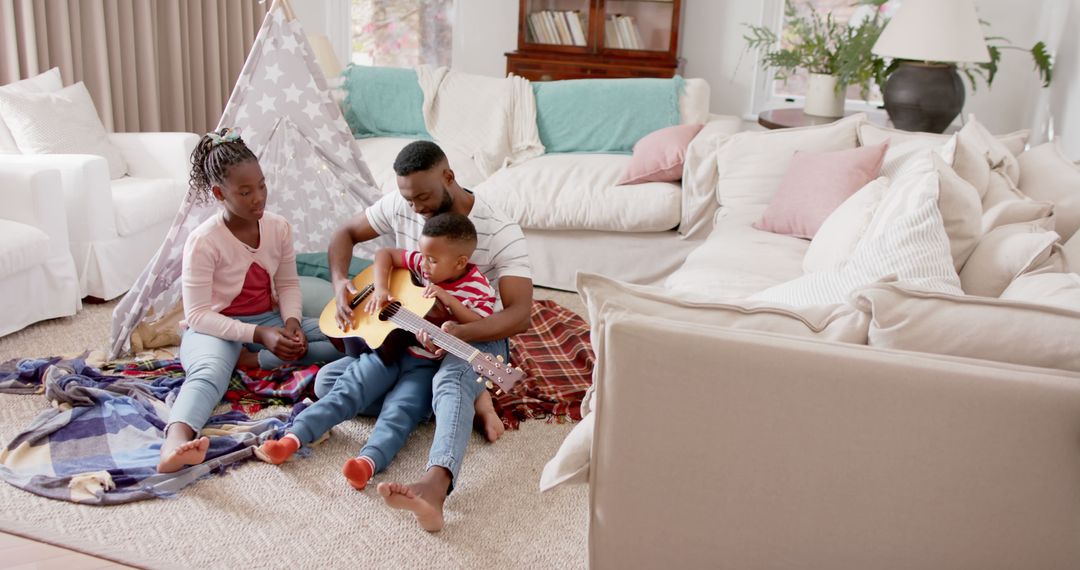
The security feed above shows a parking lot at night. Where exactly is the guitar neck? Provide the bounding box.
[385,309,478,362]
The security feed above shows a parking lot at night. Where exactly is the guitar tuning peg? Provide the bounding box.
[496,355,504,363]
[495,389,503,396]
[475,377,484,384]
[485,380,494,390]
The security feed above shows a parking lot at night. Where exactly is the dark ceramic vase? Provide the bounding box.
[882,62,965,133]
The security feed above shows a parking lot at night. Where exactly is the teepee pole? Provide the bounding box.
[271,0,297,21]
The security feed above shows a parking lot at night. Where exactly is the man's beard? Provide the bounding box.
[435,186,453,215]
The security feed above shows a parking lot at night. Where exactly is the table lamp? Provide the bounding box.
[872,0,990,133]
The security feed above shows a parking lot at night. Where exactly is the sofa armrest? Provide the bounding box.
[108,132,199,182]
[0,166,68,258]
[591,315,1080,569]
[678,116,741,240]
[0,154,115,243]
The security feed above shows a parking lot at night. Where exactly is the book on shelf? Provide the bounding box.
[528,10,587,46]
[605,14,644,50]
[566,10,587,46]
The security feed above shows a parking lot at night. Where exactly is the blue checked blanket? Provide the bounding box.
[0,357,299,505]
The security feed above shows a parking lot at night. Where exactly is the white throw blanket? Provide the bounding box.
[415,65,545,178]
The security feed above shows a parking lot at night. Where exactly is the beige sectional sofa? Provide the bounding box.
[541,113,1080,568]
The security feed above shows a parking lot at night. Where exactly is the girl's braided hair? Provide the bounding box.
[188,128,257,205]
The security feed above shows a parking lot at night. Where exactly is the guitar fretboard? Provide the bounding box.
[382,304,479,363]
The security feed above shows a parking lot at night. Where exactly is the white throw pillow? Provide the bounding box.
[803,176,889,273]
[751,159,963,307]
[715,113,863,210]
[1017,141,1080,241]
[953,117,1024,208]
[959,220,1060,297]
[0,67,63,153]
[981,198,1055,234]
[858,121,1029,159]
[853,282,1080,373]
[0,81,127,178]
[1000,272,1080,310]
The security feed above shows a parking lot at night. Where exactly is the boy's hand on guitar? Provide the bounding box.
[416,329,447,358]
[258,326,305,361]
[334,280,359,330]
[423,283,450,303]
[365,287,395,316]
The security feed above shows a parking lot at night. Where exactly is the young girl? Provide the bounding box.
[157,128,342,473]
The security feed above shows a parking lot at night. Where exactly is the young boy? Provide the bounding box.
[257,212,502,490]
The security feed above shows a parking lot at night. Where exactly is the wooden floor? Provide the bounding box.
[0,531,137,569]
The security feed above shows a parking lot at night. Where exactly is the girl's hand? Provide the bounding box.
[259,327,305,362]
[334,280,359,331]
[365,287,395,315]
[284,318,308,356]
[423,284,449,303]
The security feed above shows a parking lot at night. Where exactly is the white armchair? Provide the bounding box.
[0,165,80,336]
[0,132,199,300]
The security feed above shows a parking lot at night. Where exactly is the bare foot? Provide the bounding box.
[473,391,505,443]
[377,481,445,532]
[157,437,209,473]
[236,348,260,370]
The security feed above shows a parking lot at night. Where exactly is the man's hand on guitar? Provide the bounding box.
[416,329,447,358]
[365,286,395,316]
[255,326,305,362]
[334,280,359,331]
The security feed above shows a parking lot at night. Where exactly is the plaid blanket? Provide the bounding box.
[0,358,291,504]
[497,300,595,429]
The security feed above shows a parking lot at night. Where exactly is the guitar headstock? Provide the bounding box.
[470,352,526,395]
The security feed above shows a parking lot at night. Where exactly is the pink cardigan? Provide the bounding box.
[181,211,303,343]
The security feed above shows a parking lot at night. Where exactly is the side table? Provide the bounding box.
[758,108,888,130]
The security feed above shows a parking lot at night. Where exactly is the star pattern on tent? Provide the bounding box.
[264,63,284,84]
[284,83,303,103]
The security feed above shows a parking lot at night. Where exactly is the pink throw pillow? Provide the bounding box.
[754,142,888,239]
[618,123,705,185]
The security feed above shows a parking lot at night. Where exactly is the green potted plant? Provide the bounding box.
[743,0,889,117]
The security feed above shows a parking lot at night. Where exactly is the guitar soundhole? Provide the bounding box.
[378,301,402,322]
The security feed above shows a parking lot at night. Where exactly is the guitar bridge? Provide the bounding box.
[349,284,375,310]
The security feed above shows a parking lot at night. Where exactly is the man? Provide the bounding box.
[323,140,532,532]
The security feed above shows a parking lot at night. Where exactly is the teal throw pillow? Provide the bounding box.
[295,252,372,283]
[533,76,684,154]
[341,64,431,139]
[299,275,334,318]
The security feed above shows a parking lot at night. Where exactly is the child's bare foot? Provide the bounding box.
[342,456,375,490]
[157,437,209,473]
[473,390,505,443]
[256,434,300,464]
[377,480,446,532]
[236,348,260,370]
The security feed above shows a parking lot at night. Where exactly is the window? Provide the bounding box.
[753,0,901,112]
[350,0,454,67]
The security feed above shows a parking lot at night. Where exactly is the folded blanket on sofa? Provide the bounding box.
[416,65,545,177]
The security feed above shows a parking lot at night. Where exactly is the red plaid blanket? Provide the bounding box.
[496,300,595,429]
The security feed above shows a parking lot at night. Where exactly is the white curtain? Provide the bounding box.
[0,0,268,133]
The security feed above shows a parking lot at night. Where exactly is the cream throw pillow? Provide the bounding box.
[981,198,1055,233]
[853,282,1080,373]
[959,220,1060,297]
[1000,272,1080,310]
[1017,141,1080,241]
[715,113,863,210]
[0,67,63,153]
[0,81,127,178]
[803,176,889,273]
[752,156,964,307]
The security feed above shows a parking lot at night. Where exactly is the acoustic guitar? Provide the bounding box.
[318,265,525,394]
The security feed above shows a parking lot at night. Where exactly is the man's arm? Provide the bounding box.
[448,276,532,342]
[330,212,381,329]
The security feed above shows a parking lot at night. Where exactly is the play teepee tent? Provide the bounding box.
[108,0,383,358]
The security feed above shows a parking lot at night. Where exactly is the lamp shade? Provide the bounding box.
[872,0,990,63]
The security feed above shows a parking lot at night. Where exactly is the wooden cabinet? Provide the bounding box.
[506,0,683,81]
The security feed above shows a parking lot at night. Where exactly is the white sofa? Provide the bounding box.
[0,165,80,336]
[350,75,742,291]
[543,114,1080,567]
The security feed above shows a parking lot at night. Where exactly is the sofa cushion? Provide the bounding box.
[533,77,682,154]
[0,219,49,278]
[355,136,485,194]
[474,153,680,232]
[715,113,863,210]
[0,67,63,153]
[981,198,1055,233]
[754,142,887,240]
[111,177,183,237]
[1000,271,1080,310]
[959,220,1060,297]
[341,65,430,139]
[0,82,128,178]
[618,123,703,185]
[666,207,808,298]
[1017,141,1080,241]
[853,282,1080,373]
[803,177,889,273]
[858,121,1029,159]
[751,159,964,307]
